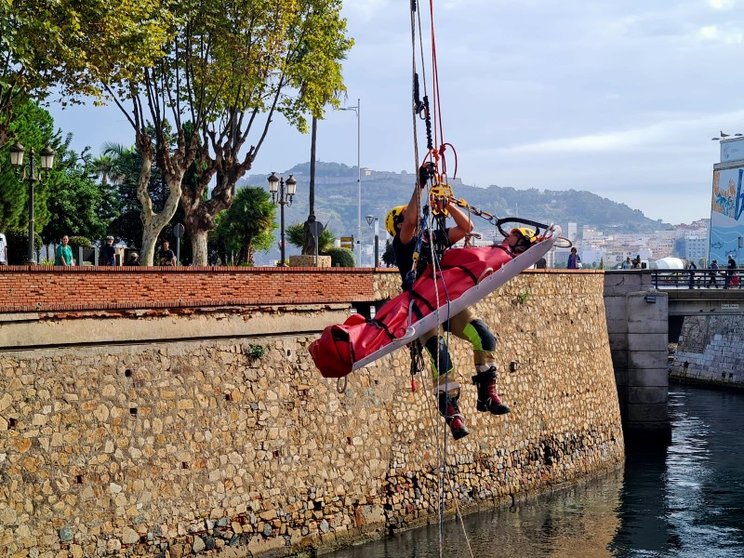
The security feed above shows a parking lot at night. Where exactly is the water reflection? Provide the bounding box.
[331,473,623,558]
[328,387,744,558]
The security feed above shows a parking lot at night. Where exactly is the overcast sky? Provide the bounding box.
[50,0,744,225]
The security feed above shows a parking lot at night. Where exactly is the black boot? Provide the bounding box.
[472,366,510,415]
[438,390,470,440]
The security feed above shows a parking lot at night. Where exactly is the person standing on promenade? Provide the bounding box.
[567,247,581,269]
[100,236,116,266]
[54,235,73,266]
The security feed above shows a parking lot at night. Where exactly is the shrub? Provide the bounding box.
[67,236,92,250]
[325,247,355,267]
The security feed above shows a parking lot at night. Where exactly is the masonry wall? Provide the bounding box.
[0,271,624,557]
[0,266,387,313]
[670,315,744,387]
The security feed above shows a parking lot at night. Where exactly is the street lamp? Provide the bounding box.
[9,142,55,264]
[267,172,297,266]
[339,98,361,266]
[366,215,379,268]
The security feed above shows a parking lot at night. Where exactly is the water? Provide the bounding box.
[327,386,744,558]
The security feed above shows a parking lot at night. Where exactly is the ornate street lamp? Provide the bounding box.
[268,172,297,266]
[9,142,55,264]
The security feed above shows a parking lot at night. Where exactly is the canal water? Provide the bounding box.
[327,385,744,557]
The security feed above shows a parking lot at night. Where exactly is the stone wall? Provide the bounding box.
[603,271,670,444]
[0,272,624,557]
[670,315,744,387]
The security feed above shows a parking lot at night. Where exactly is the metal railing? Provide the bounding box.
[650,268,741,290]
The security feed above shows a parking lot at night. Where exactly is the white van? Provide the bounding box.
[0,233,6,265]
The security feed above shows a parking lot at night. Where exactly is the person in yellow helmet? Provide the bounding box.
[385,168,536,440]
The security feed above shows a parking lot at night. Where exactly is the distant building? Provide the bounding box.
[710,136,744,263]
[567,222,578,242]
[679,235,708,265]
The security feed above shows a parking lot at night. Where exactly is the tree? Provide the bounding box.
[0,100,57,234]
[105,0,352,265]
[211,187,276,265]
[42,138,129,244]
[286,223,335,254]
[0,0,173,150]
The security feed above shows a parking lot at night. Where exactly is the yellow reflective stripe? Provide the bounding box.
[462,323,484,351]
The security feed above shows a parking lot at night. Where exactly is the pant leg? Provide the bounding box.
[447,308,497,367]
[421,326,455,387]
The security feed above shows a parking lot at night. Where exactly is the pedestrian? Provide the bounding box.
[567,247,581,269]
[100,236,116,266]
[125,252,140,266]
[621,257,632,269]
[159,240,176,266]
[707,260,719,288]
[54,235,74,266]
[385,164,521,440]
[688,261,697,289]
[726,255,737,289]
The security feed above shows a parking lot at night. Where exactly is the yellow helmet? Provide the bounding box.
[385,205,407,236]
[509,227,539,253]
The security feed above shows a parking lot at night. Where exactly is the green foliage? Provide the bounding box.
[0,0,174,147]
[381,239,396,267]
[67,236,91,250]
[515,290,530,305]
[326,247,355,267]
[211,187,277,265]
[245,344,265,360]
[4,228,41,264]
[286,222,335,254]
[0,100,55,232]
[42,145,114,244]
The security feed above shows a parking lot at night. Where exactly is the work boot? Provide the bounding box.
[472,366,510,415]
[438,390,470,440]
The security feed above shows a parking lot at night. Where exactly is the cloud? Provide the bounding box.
[488,110,744,155]
[694,24,744,44]
[708,0,737,10]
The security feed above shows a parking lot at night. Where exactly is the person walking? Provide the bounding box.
[688,261,697,289]
[726,256,737,289]
[707,260,719,288]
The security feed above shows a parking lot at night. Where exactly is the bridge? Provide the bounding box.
[605,269,744,448]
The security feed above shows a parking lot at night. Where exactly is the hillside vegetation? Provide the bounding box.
[243,162,671,246]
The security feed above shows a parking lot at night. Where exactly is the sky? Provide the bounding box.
[49,0,744,225]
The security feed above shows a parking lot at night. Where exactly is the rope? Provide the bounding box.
[409,3,476,557]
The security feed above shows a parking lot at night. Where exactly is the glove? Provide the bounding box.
[418,162,436,189]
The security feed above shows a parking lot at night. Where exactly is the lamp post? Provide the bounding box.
[267,172,297,266]
[9,142,55,264]
[366,215,379,268]
[340,98,361,266]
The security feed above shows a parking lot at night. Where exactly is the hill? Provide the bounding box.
[242,161,672,252]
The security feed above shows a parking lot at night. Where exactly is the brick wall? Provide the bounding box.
[0,266,399,313]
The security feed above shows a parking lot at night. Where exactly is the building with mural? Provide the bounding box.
[710,137,744,264]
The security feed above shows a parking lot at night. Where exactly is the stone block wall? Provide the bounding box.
[670,315,744,387]
[603,272,670,444]
[0,272,624,557]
